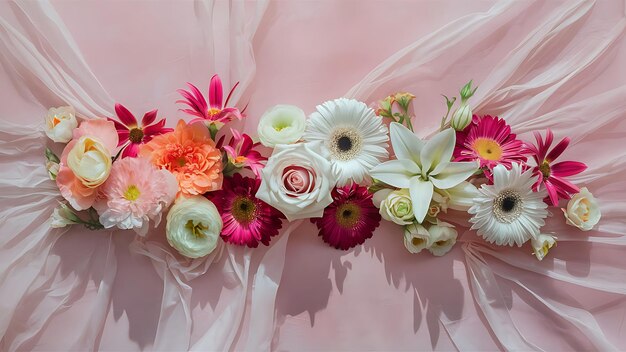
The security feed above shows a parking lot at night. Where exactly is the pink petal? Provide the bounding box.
[115,103,137,127]
[544,180,559,206]
[546,136,570,162]
[209,74,223,109]
[143,118,170,136]
[116,130,130,146]
[142,109,158,126]
[107,117,129,131]
[550,175,580,195]
[224,81,239,107]
[550,161,586,177]
[121,143,140,158]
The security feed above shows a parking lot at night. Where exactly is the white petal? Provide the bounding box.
[370,159,421,188]
[390,122,423,164]
[429,161,478,190]
[420,128,456,174]
[409,177,434,223]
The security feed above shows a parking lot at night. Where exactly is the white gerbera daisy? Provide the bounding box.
[469,163,548,247]
[303,98,388,186]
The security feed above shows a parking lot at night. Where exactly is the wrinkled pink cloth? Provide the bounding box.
[1,0,626,350]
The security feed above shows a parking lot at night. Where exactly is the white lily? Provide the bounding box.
[370,123,477,223]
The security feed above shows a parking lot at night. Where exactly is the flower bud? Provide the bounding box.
[531,234,557,261]
[460,80,477,101]
[451,103,472,131]
[50,203,81,228]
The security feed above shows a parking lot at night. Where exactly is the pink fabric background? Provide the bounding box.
[1,0,626,350]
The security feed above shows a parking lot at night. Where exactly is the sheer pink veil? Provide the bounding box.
[1,0,626,350]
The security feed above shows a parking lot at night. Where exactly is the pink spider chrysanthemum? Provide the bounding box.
[311,183,381,250]
[108,103,173,158]
[217,129,267,177]
[209,173,285,248]
[453,115,527,175]
[176,74,244,125]
[526,129,587,206]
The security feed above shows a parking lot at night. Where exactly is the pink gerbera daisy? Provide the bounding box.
[108,103,173,158]
[217,128,267,177]
[209,173,285,248]
[526,129,587,206]
[177,74,244,125]
[454,115,527,174]
[311,183,381,250]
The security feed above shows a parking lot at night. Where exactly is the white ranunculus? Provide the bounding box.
[531,234,557,261]
[256,143,335,221]
[66,136,113,188]
[166,196,222,259]
[563,187,601,231]
[257,104,306,148]
[427,222,458,256]
[403,223,431,254]
[45,106,78,143]
[380,189,415,225]
[50,203,81,228]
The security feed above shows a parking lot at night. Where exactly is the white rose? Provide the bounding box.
[66,136,113,188]
[257,104,306,148]
[50,203,81,228]
[166,196,222,258]
[379,189,415,225]
[563,187,600,231]
[403,223,431,254]
[256,143,335,221]
[45,106,78,143]
[531,233,557,261]
[427,222,458,256]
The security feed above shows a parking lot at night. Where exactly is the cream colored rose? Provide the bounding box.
[403,223,431,254]
[563,187,600,231]
[66,136,112,188]
[45,106,78,143]
[427,222,457,256]
[531,234,557,261]
[257,105,306,148]
[379,189,414,225]
[166,196,222,258]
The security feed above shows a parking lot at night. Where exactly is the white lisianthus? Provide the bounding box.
[450,102,472,131]
[45,106,78,143]
[563,187,601,231]
[166,196,222,258]
[531,234,557,261]
[66,136,113,188]
[257,104,306,147]
[256,143,335,221]
[427,222,458,256]
[403,222,431,254]
[50,203,81,228]
[379,189,415,225]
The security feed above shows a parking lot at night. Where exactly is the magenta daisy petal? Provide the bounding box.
[177,74,244,125]
[453,115,527,175]
[209,173,285,248]
[109,104,172,158]
[311,183,381,250]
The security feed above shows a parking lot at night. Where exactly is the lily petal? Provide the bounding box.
[370,159,421,188]
[410,177,434,223]
[420,128,456,175]
[429,161,477,190]
[390,122,423,164]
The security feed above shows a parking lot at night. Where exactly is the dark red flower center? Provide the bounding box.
[539,161,551,179]
[232,196,257,225]
[129,128,144,143]
[335,202,361,229]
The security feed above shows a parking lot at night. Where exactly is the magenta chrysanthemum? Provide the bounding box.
[209,173,285,247]
[311,183,381,250]
[454,115,526,174]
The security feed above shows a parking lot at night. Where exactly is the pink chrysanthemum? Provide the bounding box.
[94,157,178,236]
[454,115,527,175]
[217,128,267,177]
[209,173,285,247]
[176,74,244,125]
[311,183,381,250]
[108,103,173,158]
[526,129,587,206]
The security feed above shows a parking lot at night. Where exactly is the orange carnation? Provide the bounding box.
[140,120,223,195]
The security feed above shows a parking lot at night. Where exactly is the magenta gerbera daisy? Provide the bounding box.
[454,115,527,174]
[311,183,381,250]
[526,129,587,206]
[209,173,285,247]
[108,103,173,158]
[176,74,244,126]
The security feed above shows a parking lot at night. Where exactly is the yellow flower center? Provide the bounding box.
[234,155,247,164]
[232,196,256,225]
[539,161,551,179]
[411,237,424,247]
[52,116,62,127]
[578,199,590,221]
[335,202,361,229]
[208,108,221,117]
[472,138,503,161]
[273,121,290,132]
[124,185,141,201]
[185,220,208,238]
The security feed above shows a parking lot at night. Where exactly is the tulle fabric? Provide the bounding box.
[1,0,626,350]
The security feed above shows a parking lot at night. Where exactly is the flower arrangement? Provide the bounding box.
[46,77,600,261]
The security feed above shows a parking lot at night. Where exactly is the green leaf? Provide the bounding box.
[45,147,60,163]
